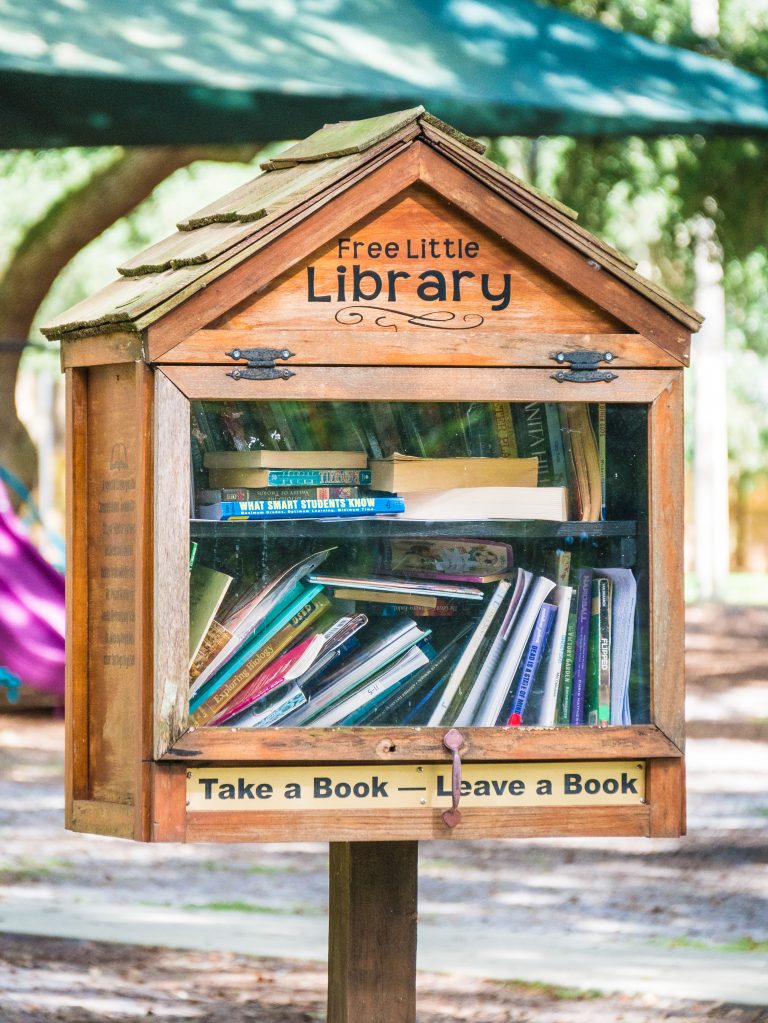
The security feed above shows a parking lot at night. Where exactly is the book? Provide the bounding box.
[597,403,607,520]
[354,625,474,725]
[331,588,449,609]
[394,487,567,522]
[189,547,334,694]
[569,568,594,724]
[188,564,233,666]
[453,570,531,726]
[308,574,484,601]
[597,577,613,726]
[563,404,601,522]
[197,486,359,504]
[427,580,512,726]
[584,579,602,726]
[514,403,554,486]
[507,602,557,725]
[207,468,373,488]
[285,619,429,725]
[369,453,538,493]
[203,450,368,470]
[196,496,405,520]
[350,600,461,617]
[491,403,518,457]
[228,683,307,728]
[376,538,515,583]
[556,603,578,725]
[189,587,329,727]
[544,404,569,488]
[594,568,636,725]
[536,584,574,726]
[472,573,556,726]
[210,631,325,725]
[311,646,431,727]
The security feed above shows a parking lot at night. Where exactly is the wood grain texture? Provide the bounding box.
[164,724,680,763]
[150,763,188,842]
[418,146,691,363]
[69,799,135,839]
[147,145,421,359]
[162,365,677,404]
[649,372,685,751]
[60,331,144,369]
[153,371,190,758]
[65,369,89,830]
[647,758,685,837]
[328,842,418,1023]
[204,185,622,341]
[134,364,154,840]
[183,804,650,843]
[165,329,678,369]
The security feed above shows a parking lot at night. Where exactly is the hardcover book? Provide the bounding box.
[203,449,368,470]
[369,452,538,493]
[196,496,404,520]
[207,468,373,487]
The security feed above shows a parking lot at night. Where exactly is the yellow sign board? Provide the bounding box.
[186,761,645,812]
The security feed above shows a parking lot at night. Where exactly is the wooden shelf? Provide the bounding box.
[190,518,638,541]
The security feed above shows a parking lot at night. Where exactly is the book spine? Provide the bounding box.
[544,404,568,487]
[491,403,518,456]
[569,569,594,724]
[537,586,573,726]
[597,577,612,727]
[212,497,404,519]
[189,618,232,680]
[556,608,578,724]
[514,402,553,486]
[266,469,372,486]
[203,486,359,503]
[508,603,556,724]
[598,403,607,520]
[584,580,601,725]
[236,684,306,728]
[352,601,460,617]
[190,593,330,727]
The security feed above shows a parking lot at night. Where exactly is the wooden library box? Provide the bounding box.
[45,107,700,845]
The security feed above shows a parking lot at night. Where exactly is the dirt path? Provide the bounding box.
[0,605,766,1020]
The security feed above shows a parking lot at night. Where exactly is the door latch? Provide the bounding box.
[441,728,465,829]
[551,350,617,383]
[225,346,295,381]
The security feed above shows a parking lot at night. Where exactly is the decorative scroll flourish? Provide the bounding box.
[334,306,484,332]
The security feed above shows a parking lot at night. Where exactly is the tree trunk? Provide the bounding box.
[0,143,259,496]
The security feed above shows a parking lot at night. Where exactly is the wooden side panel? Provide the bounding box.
[150,763,188,842]
[74,363,152,834]
[649,372,685,750]
[65,369,89,827]
[647,759,685,837]
[328,842,418,1023]
[153,372,190,757]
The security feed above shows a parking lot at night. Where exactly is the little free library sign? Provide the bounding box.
[306,232,511,329]
[187,761,646,812]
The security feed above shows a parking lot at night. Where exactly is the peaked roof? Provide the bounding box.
[42,106,702,341]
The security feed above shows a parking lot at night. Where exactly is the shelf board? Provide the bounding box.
[190,518,637,540]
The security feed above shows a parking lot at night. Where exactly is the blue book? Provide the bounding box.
[569,568,594,724]
[197,496,404,520]
[189,583,323,713]
[507,603,556,724]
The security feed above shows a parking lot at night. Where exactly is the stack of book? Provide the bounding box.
[196,450,404,521]
[191,400,606,522]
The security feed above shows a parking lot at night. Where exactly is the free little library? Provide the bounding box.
[45,106,701,849]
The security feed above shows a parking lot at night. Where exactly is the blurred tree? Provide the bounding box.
[0,144,259,497]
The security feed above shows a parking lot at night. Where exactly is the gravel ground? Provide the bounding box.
[0,604,766,1021]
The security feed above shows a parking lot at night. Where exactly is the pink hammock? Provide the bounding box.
[0,479,65,696]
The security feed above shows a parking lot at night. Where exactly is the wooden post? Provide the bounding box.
[328,841,418,1023]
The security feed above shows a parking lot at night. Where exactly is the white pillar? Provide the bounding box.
[692,216,730,600]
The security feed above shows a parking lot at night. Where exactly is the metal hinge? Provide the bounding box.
[225,346,295,380]
[551,350,617,383]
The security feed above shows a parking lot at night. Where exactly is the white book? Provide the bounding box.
[310,647,430,727]
[454,571,531,727]
[427,580,511,726]
[536,584,574,726]
[231,684,306,728]
[393,487,568,521]
[473,575,556,726]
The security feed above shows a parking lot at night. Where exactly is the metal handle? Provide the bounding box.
[441,728,465,829]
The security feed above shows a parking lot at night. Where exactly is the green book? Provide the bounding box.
[584,580,601,725]
[584,578,612,726]
[188,564,233,665]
